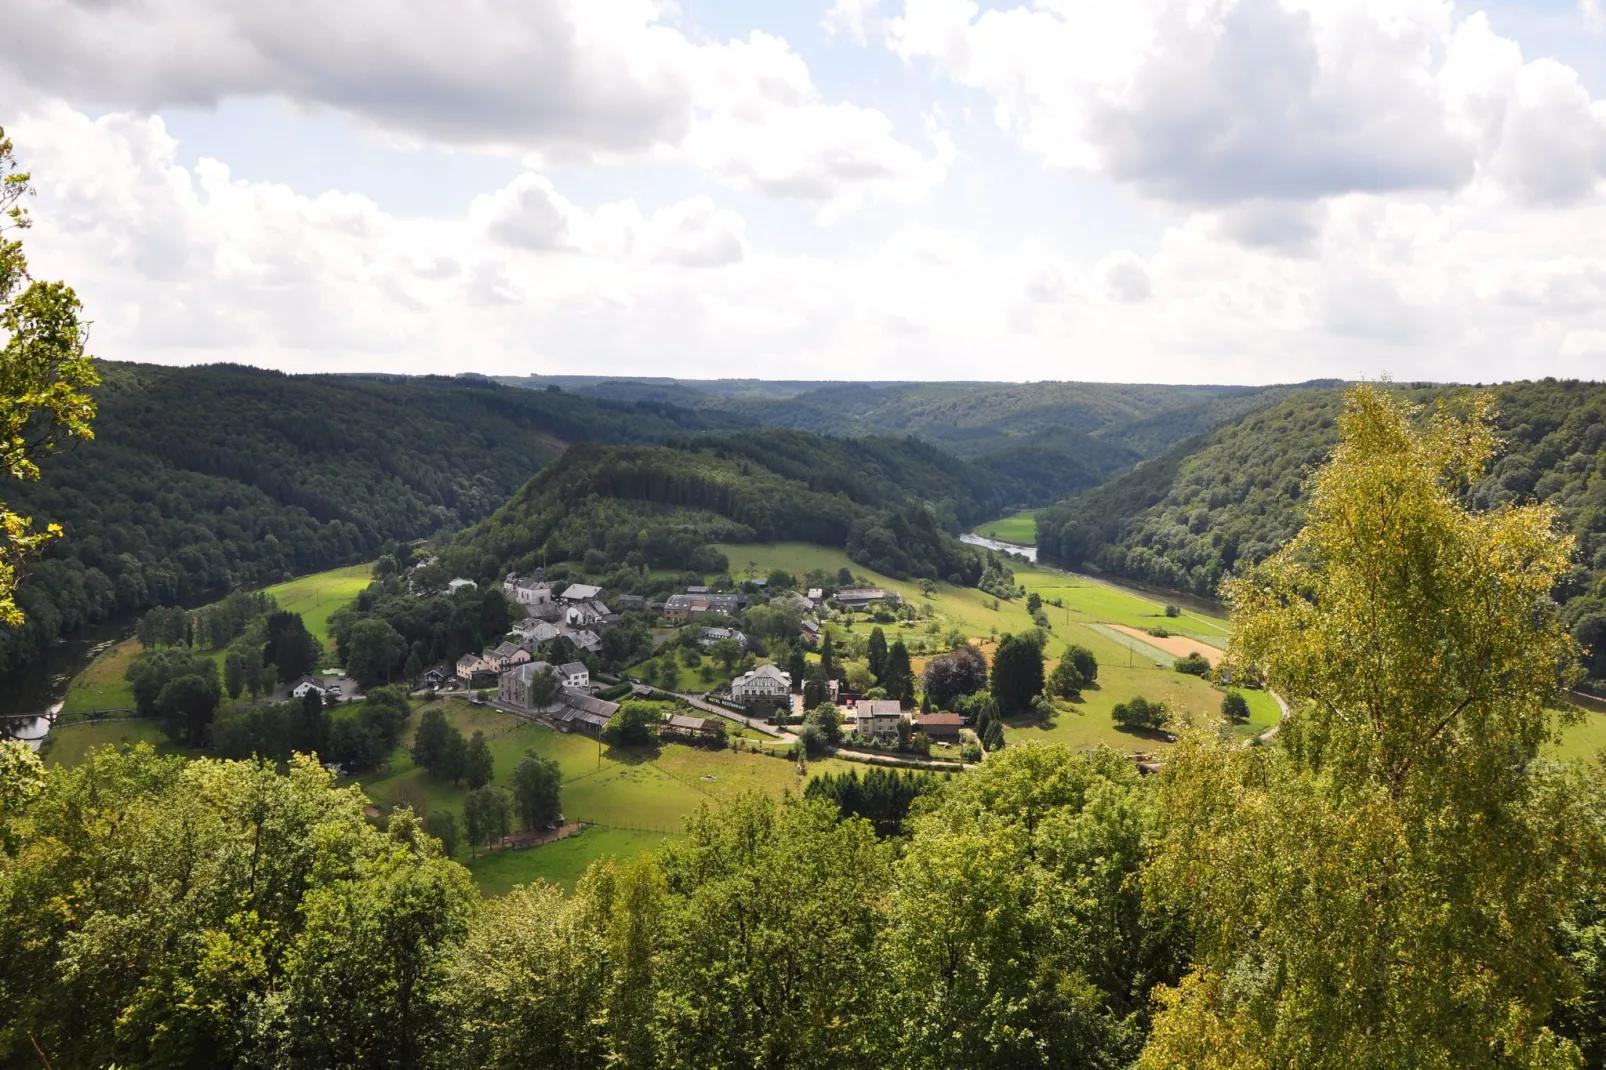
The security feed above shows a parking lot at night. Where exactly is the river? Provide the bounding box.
[960,532,1037,562]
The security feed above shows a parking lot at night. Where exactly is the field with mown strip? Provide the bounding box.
[974,512,1037,546]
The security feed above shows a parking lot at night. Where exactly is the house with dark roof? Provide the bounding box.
[913,712,964,742]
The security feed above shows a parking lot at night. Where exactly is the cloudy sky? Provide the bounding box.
[5,0,1606,385]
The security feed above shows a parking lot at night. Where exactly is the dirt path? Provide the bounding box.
[1107,625,1223,665]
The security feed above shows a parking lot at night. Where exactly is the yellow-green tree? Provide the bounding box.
[1142,385,1591,1068]
[0,127,98,626]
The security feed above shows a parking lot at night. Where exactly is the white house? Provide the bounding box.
[291,677,332,700]
[852,700,904,741]
[560,583,603,603]
[566,603,603,628]
[504,576,553,606]
[558,661,591,689]
[730,663,791,703]
[448,577,478,594]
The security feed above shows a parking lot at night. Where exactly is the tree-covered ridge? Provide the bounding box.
[1038,379,1606,682]
[512,375,1316,490]
[674,429,1074,528]
[0,362,741,677]
[444,437,987,585]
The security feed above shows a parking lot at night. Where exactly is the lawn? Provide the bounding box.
[467,827,671,895]
[39,718,174,767]
[59,638,142,713]
[974,512,1037,546]
[262,562,375,651]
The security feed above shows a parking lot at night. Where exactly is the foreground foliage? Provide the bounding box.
[1141,386,1600,1067]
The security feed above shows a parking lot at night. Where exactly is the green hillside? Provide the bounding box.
[1038,380,1606,684]
[442,434,993,585]
[0,362,741,678]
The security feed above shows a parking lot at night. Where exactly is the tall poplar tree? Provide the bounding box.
[1141,386,1592,1068]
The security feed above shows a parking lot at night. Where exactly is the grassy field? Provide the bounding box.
[39,718,174,767]
[357,699,844,892]
[974,512,1037,546]
[58,561,376,715]
[59,639,144,713]
[467,827,671,895]
[263,562,375,651]
[717,542,1249,753]
[1548,709,1606,763]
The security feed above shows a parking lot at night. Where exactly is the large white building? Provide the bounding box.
[730,663,791,703]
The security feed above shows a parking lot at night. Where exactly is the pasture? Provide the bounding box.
[57,561,376,715]
[39,718,173,767]
[974,512,1037,546]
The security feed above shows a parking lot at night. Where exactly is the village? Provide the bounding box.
[418,569,969,753]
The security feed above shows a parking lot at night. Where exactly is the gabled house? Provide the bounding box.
[661,713,721,741]
[500,660,554,709]
[565,628,603,654]
[455,653,486,681]
[503,575,554,606]
[290,677,333,700]
[558,661,591,690]
[852,699,904,741]
[514,619,562,651]
[418,667,449,690]
[566,603,604,628]
[616,594,647,613]
[483,642,530,673]
[699,626,747,648]
[730,663,791,703]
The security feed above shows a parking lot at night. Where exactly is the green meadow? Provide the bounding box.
[974,512,1038,546]
[58,561,376,714]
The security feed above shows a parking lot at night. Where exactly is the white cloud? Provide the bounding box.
[8,18,1606,387]
[1584,0,1604,33]
[1097,252,1153,304]
[887,0,1606,208]
[0,1,945,217]
[824,0,882,44]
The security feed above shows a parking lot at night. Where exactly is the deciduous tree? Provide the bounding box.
[1142,386,1590,1068]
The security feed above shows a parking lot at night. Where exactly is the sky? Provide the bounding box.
[3,0,1606,385]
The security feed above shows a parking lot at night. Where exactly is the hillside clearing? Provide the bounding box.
[974,512,1037,546]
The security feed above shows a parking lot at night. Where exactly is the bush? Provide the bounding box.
[1147,626,1171,638]
[1174,652,1212,678]
[1112,696,1166,731]
[1164,604,1181,618]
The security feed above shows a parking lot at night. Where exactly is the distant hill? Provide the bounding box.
[0,362,743,676]
[502,376,1320,494]
[441,432,1008,588]
[1036,380,1606,684]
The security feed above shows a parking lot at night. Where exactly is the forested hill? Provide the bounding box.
[442,434,994,587]
[1037,380,1606,682]
[503,375,1340,498]
[0,362,741,676]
